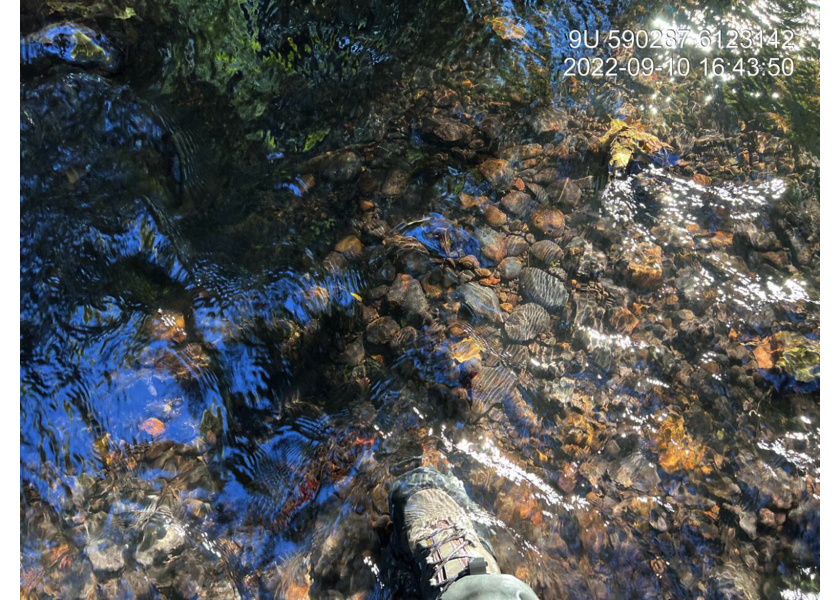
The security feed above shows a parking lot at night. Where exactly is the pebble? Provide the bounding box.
[422,115,472,145]
[457,255,480,269]
[475,227,507,264]
[530,206,565,237]
[501,191,531,216]
[498,257,523,279]
[338,338,365,366]
[335,235,363,258]
[529,239,563,264]
[459,282,504,322]
[550,178,582,210]
[478,158,514,189]
[320,151,362,182]
[520,267,569,311]
[505,235,529,256]
[381,169,410,195]
[529,107,568,135]
[86,539,126,576]
[365,317,399,345]
[386,274,430,323]
[483,204,507,227]
[505,303,550,342]
[627,243,663,288]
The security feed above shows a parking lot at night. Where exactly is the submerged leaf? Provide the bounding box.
[303,128,330,152]
[490,17,526,41]
[774,331,820,383]
[599,119,674,172]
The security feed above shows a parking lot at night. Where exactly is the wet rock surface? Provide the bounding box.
[504,303,550,342]
[520,267,569,311]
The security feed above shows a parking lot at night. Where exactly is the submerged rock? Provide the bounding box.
[86,538,126,576]
[529,240,563,265]
[475,226,507,264]
[502,191,531,215]
[320,151,362,182]
[498,257,523,280]
[479,158,514,190]
[459,282,503,323]
[529,108,567,135]
[365,317,399,345]
[135,524,187,567]
[399,214,480,259]
[520,268,568,311]
[421,115,472,145]
[505,235,529,256]
[627,242,663,288]
[471,366,517,414]
[530,206,565,237]
[505,303,550,342]
[387,274,430,324]
[610,452,661,493]
[21,22,119,72]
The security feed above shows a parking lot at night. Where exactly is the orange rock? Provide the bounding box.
[284,576,311,600]
[459,193,480,209]
[478,159,514,189]
[654,414,703,473]
[710,231,733,248]
[692,173,712,186]
[483,204,508,228]
[150,310,187,343]
[451,338,482,363]
[140,417,166,437]
[530,206,565,236]
[627,243,663,288]
[609,306,638,335]
[335,235,363,258]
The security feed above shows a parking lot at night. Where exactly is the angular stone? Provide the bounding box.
[387,274,430,323]
[335,235,363,259]
[475,227,507,264]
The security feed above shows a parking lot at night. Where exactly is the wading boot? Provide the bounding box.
[390,467,540,600]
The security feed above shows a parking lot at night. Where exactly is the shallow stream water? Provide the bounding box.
[20,0,819,598]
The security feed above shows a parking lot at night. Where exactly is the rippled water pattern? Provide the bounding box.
[21,0,818,598]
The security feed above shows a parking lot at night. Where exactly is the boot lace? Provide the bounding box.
[419,519,480,588]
